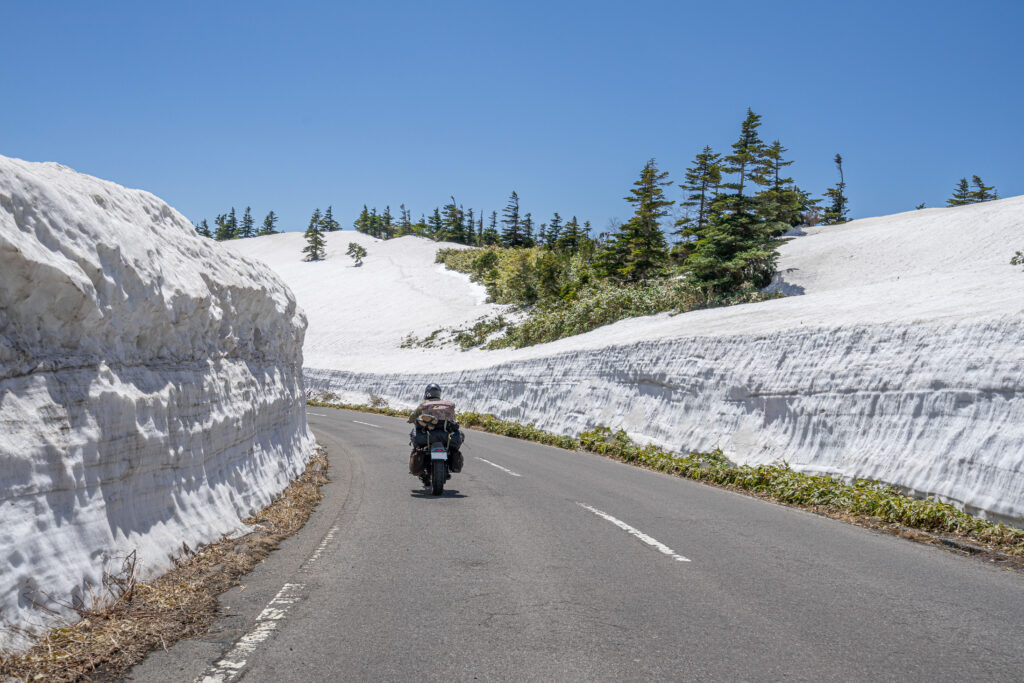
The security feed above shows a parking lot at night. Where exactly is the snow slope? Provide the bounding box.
[227,198,1024,524]
[0,157,314,643]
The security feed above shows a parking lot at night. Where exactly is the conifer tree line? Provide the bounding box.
[946,175,998,206]
[193,205,341,241]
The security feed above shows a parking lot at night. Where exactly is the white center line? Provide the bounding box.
[195,582,306,682]
[352,420,381,428]
[307,412,328,417]
[576,503,691,563]
[475,457,522,477]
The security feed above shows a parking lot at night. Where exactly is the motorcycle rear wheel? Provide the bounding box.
[431,460,446,496]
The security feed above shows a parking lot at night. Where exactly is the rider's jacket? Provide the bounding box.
[408,399,457,429]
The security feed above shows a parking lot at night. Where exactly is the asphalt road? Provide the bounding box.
[129,408,1024,682]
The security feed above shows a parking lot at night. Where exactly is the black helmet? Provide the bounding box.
[424,383,442,400]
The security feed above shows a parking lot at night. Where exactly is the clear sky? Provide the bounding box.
[2,1,1020,235]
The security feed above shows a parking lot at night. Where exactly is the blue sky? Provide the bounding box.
[2,1,1020,235]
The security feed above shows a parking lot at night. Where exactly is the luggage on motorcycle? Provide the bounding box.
[449,448,464,473]
[409,449,426,475]
[415,400,457,429]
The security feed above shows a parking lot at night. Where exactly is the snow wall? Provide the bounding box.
[0,157,314,643]
[306,314,1023,524]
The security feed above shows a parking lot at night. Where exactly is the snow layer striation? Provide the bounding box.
[0,156,314,642]
[229,199,1024,525]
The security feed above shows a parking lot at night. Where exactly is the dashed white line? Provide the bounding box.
[576,503,691,563]
[352,420,382,428]
[475,457,522,477]
[301,525,339,570]
[307,412,328,417]
[195,582,306,682]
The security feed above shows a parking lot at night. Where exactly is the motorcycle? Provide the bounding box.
[423,441,450,496]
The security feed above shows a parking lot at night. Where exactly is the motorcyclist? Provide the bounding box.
[408,383,464,480]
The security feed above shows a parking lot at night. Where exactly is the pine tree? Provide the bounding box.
[970,175,997,202]
[258,210,279,235]
[501,191,526,247]
[822,154,849,224]
[442,197,464,243]
[227,207,238,238]
[194,219,212,238]
[676,145,722,242]
[686,111,778,291]
[427,208,444,238]
[239,207,255,238]
[354,205,371,234]
[597,158,673,281]
[213,213,233,241]
[382,205,394,239]
[521,212,535,247]
[397,204,413,236]
[482,211,500,245]
[346,242,367,266]
[303,209,326,261]
[545,212,563,248]
[947,178,972,206]
[465,207,476,245]
[556,216,585,254]
[322,206,341,232]
[757,140,805,233]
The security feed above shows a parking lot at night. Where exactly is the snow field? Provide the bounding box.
[0,157,314,645]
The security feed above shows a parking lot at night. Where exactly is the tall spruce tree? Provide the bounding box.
[239,207,255,238]
[686,111,778,291]
[482,211,500,245]
[970,175,997,202]
[521,212,535,247]
[556,216,584,254]
[398,204,413,236]
[354,205,371,233]
[676,145,722,242]
[213,212,233,241]
[322,206,341,232]
[194,219,212,238]
[427,208,444,238]
[258,211,279,235]
[757,140,805,233]
[947,178,972,206]
[303,209,326,261]
[501,191,527,247]
[822,154,849,224]
[545,212,563,248]
[597,158,673,281]
[381,205,394,239]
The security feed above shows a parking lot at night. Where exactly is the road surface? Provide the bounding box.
[128,408,1024,681]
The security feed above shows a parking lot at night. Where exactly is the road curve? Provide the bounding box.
[129,409,1024,682]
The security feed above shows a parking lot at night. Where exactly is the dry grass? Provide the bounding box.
[0,445,329,682]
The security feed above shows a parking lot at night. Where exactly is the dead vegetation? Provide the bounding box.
[0,445,329,682]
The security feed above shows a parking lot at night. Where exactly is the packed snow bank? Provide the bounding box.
[0,157,314,644]
[228,198,1024,525]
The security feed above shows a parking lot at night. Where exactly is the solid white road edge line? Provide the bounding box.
[475,457,522,477]
[195,583,305,683]
[576,503,691,563]
[352,420,382,428]
[307,412,328,416]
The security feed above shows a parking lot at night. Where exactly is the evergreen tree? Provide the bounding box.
[227,207,238,238]
[427,208,444,238]
[465,207,476,245]
[258,210,279,235]
[676,145,722,242]
[442,197,464,243]
[686,111,779,291]
[322,206,341,232]
[239,207,255,238]
[194,219,212,238]
[545,212,563,248]
[822,154,849,224]
[521,212,535,247]
[947,178,972,206]
[970,175,997,202]
[501,191,527,247]
[597,158,673,281]
[303,209,326,261]
[556,216,585,254]
[213,212,234,241]
[346,242,367,265]
[382,205,394,239]
[396,204,413,236]
[482,211,500,245]
[354,205,371,234]
[757,141,805,233]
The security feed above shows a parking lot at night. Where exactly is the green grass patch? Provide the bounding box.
[311,398,1024,557]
